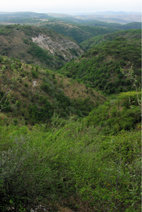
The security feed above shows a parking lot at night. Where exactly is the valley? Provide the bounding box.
[0,11,141,212]
[0,25,83,69]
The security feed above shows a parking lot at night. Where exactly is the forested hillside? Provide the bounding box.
[40,20,141,44]
[0,14,141,211]
[0,91,141,212]
[61,30,141,94]
[0,56,104,125]
[41,21,117,43]
[0,25,83,69]
[81,29,141,49]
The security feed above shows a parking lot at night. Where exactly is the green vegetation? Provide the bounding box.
[61,30,141,94]
[81,29,141,50]
[0,102,141,211]
[0,23,141,211]
[42,22,116,43]
[41,19,141,44]
[0,12,141,26]
[28,42,58,68]
[0,12,50,24]
[0,25,83,69]
[85,91,141,134]
[0,25,14,35]
[0,56,103,125]
[0,79,141,211]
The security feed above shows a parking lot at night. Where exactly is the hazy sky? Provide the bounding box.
[0,0,141,13]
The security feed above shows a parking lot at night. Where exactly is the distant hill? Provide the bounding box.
[81,28,141,50]
[61,30,141,94]
[0,13,141,211]
[41,21,117,43]
[0,56,104,125]
[0,12,50,24]
[120,22,141,30]
[0,12,140,45]
[0,25,83,69]
[0,11,140,25]
[41,20,141,44]
[74,12,141,24]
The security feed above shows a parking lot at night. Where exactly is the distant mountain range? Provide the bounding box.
[0,11,141,24]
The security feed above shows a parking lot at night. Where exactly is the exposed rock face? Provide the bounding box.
[32,34,83,61]
[0,25,84,69]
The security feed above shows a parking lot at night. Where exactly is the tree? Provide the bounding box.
[120,65,141,106]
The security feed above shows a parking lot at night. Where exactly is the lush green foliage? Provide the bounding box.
[41,19,141,44]
[85,91,141,134]
[0,89,141,211]
[0,56,103,124]
[0,119,141,211]
[81,29,141,50]
[42,22,116,43]
[61,30,141,94]
[27,42,60,68]
[0,22,141,212]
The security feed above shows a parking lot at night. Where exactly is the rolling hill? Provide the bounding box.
[0,14,141,212]
[0,11,141,25]
[41,21,117,43]
[0,55,104,125]
[81,28,141,50]
[0,25,83,69]
[41,20,141,44]
[61,30,141,94]
[0,12,140,45]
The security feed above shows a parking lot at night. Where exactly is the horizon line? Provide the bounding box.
[0,10,141,14]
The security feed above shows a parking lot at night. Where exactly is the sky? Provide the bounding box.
[0,0,141,13]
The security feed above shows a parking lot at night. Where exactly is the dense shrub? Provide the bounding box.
[85,91,141,134]
[61,30,141,94]
[0,121,141,211]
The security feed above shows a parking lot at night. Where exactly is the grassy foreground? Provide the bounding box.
[0,91,141,211]
[0,118,141,211]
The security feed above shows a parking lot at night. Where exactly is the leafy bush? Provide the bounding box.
[85,91,141,134]
[28,42,54,67]
[31,69,39,78]
[0,121,140,211]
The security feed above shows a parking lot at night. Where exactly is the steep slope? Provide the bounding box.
[41,21,117,43]
[81,29,141,50]
[85,91,141,134]
[0,56,104,125]
[0,14,141,212]
[0,25,83,69]
[0,91,141,211]
[61,30,141,94]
